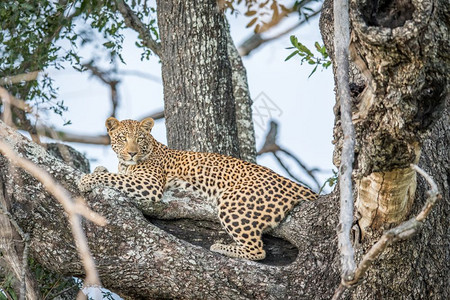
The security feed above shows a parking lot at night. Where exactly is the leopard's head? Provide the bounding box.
[105,117,155,165]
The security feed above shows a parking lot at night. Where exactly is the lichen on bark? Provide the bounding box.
[320,0,449,297]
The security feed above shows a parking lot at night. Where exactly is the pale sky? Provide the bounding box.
[44,5,336,193]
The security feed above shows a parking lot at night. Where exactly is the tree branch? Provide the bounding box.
[0,204,30,300]
[115,0,162,57]
[0,120,342,299]
[83,62,120,118]
[257,121,323,191]
[0,71,40,86]
[333,0,356,281]
[0,139,106,296]
[332,164,442,299]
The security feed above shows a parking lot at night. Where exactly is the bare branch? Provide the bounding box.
[257,121,323,191]
[411,164,440,221]
[115,0,162,57]
[272,152,311,188]
[333,164,442,299]
[83,62,120,118]
[257,121,280,155]
[34,110,164,145]
[279,149,321,190]
[118,70,162,83]
[0,140,106,290]
[0,71,40,86]
[0,87,13,127]
[334,0,356,281]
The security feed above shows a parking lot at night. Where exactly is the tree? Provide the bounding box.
[1,0,449,299]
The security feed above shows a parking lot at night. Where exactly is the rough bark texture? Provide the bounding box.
[0,120,342,299]
[225,19,257,163]
[1,110,448,299]
[320,0,449,297]
[157,0,256,161]
[0,0,448,298]
[321,0,449,235]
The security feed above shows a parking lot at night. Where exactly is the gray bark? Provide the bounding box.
[0,0,448,298]
[0,120,341,299]
[0,108,448,299]
[225,19,257,163]
[157,0,256,162]
[320,0,449,297]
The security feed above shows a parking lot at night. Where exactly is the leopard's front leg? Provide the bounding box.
[78,171,164,202]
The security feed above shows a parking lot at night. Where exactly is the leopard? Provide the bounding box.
[78,117,318,260]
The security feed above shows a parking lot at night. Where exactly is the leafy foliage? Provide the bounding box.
[0,272,17,300]
[0,0,76,110]
[285,35,331,77]
[222,0,323,33]
[0,257,79,299]
[0,0,158,122]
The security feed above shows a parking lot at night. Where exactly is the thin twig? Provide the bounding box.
[279,149,321,190]
[118,70,162,83]
[46,282,79,299]
[272,152,311,188]
[334,0,356,281]
[332,164,442,299]
[115,0,162,56]
[257,121,323,191]
[83,62,120,118]
[0,141,106,289]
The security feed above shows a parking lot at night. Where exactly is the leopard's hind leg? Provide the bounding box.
[211,196,267,260]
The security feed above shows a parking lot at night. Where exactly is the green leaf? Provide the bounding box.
[290,35,298,48]
[103,41,114,48]
[285,50,299,61]
[308,64,318,78]
[314,41,321,52]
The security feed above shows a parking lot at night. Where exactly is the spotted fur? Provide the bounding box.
[79,117,318,260]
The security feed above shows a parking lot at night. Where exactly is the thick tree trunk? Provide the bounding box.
[0,0,448,299]
[157,0,256,162]
[320,0,449,297]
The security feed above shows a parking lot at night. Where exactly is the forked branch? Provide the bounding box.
[115,0,162,56]
[257,121,323,191]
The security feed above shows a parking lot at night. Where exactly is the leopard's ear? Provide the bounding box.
[105,117,120,132]
[140,117,155,132]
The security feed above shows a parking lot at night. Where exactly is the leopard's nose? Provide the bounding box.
[128,151,137,158]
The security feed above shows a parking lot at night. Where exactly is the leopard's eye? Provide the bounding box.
[117,134,126,142]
